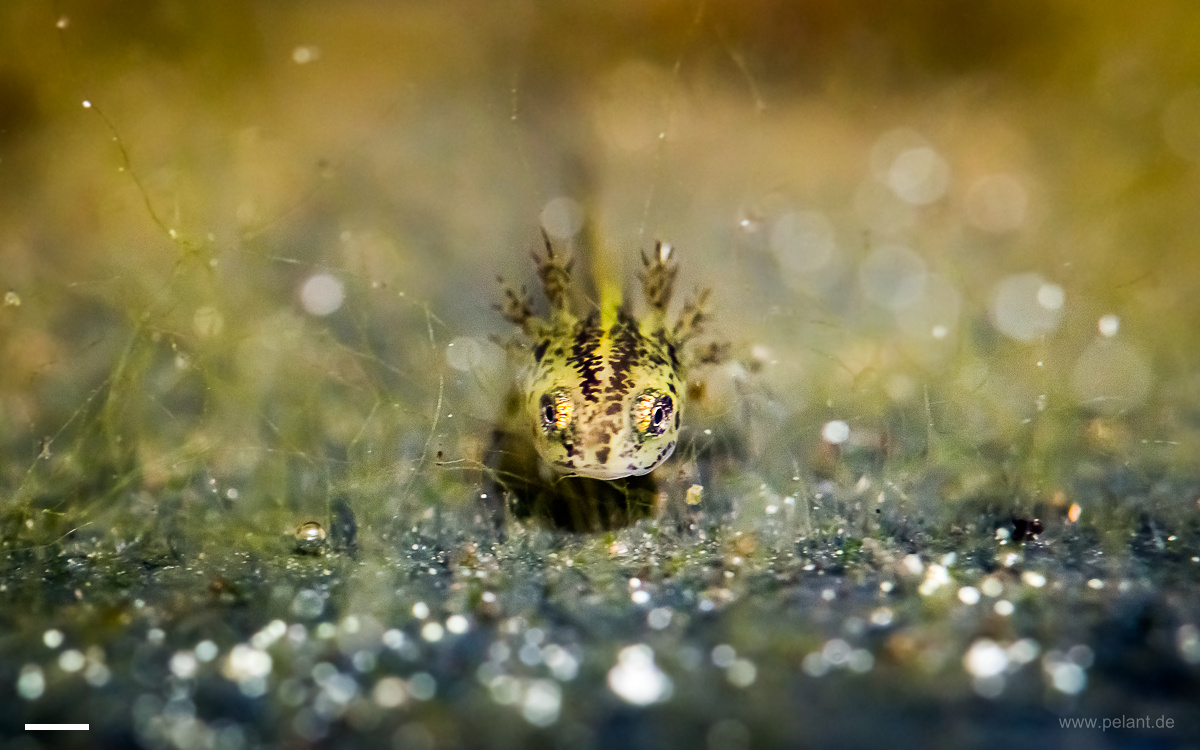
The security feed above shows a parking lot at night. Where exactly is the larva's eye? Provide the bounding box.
[539,391,573,434]
[651,400,669,431]
[633,392,673,438]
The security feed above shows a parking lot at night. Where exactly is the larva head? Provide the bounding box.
[526,319,682,479]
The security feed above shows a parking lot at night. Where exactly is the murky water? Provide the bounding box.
[2,2,1199,748]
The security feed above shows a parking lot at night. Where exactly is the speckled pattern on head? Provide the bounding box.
[499,237,708,480]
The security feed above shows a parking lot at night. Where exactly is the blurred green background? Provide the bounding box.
[2,1,1200,747]
[3,0,1198,537]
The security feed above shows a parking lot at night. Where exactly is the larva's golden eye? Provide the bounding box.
[633,391,673,438]
[539,391,573,434]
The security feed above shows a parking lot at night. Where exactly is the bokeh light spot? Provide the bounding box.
[1070,339,1153,414]
[446,336,505,375]
[965,174,1028,233]
[887,146,950,205]
[300,273,345,317]
[607,644,672,705]
[770,211,835,276]
[1098,314,1120,337]
[859,244,927,311]
[822,420,850,445]
[540,196,584,240]
[896,273,962,341]
[193,306,225,338]
[989,273,1064,342]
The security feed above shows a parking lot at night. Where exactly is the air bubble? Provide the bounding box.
[293,522,327,554]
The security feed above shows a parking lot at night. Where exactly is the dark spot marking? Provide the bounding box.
[667,381,676,395]
[606,315,642,398]
[533,339,549,363]
[649,441,677,465]
[595,447,610,464]
[563,442,578,458]
[569,316,604,404]
[605,401,623,416]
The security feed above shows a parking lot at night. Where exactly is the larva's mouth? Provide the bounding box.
[552,462,653,481]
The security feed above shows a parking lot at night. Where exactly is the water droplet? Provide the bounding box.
[293,522,327,554]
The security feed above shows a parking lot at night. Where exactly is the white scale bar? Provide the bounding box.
[26,724,90,730]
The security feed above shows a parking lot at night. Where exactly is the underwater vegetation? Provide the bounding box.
[2,1,1199,747]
